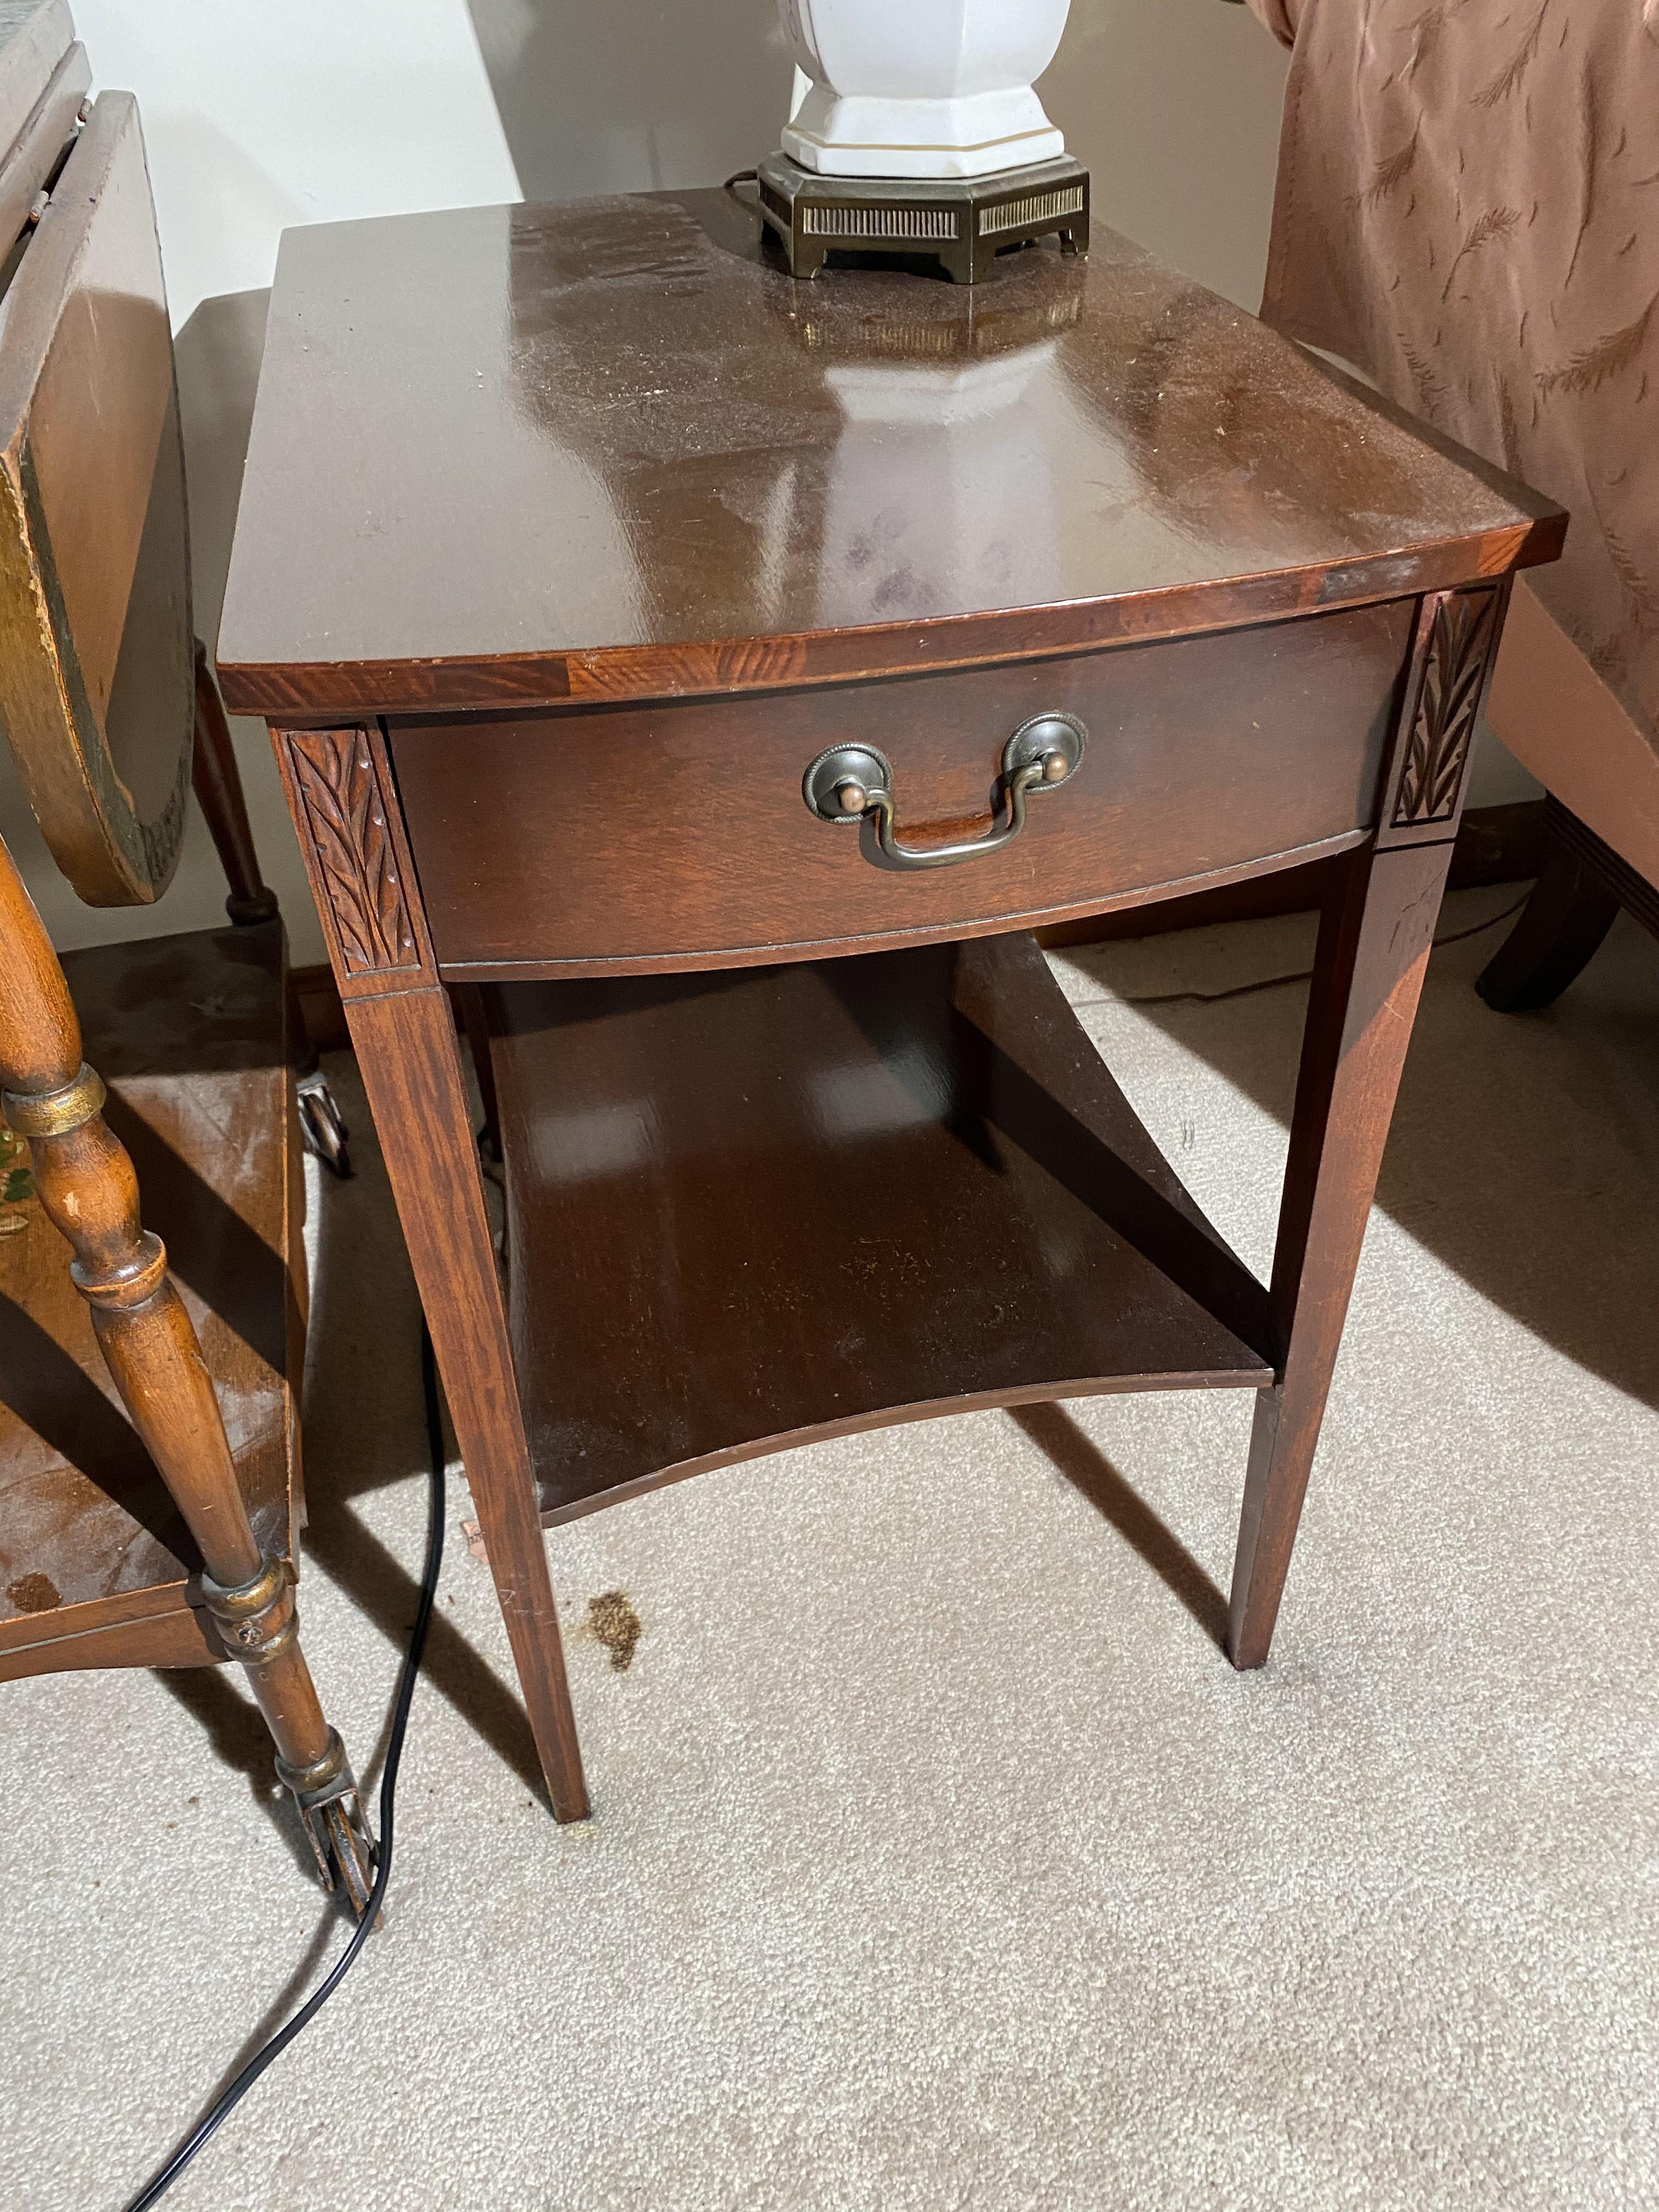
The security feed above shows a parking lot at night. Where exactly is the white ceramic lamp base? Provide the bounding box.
[777,0,1070,182]
[783,86,1063,182]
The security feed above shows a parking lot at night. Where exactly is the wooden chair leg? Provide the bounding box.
[1229,836,1455,1669]
[343,983,591,1822]
[450,981,502,1163]
[1476,804,1621,1012]
[0,836,375,1906]
[191,638,279,926]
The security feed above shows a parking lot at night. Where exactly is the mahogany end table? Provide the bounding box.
[217,191,1562,1822]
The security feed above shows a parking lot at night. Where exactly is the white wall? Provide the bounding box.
[2,0,1530,965]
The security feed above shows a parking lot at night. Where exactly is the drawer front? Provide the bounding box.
[391,601,1413,975]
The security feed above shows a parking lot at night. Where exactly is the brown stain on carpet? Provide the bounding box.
[8,1572,60,1614]
[586,1590,641,1672]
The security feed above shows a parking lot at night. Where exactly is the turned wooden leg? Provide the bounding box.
[0,836,374,1905]
[451,981,503,1162]
[1228,836,1455,1667]
[191,639,279,926]
[343,987,590,1821]
[1476,802,1621,1012]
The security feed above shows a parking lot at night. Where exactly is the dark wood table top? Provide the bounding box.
[217,189,1563,721]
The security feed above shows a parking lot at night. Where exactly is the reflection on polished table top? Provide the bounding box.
[216,189,1562,1829]
[216,189,1560,719]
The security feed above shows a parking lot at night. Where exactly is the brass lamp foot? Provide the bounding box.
[754,150,1089,285]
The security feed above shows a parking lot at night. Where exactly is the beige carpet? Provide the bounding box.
[3,890,1656,2211]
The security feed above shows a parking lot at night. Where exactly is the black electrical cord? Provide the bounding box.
[1114,890,1532,1012]
[121,1325,446,2212]
[110,882,1525,2202]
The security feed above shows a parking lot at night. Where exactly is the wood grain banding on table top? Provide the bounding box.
[216,190,1564,720]
[221,540,1537,721]
[486,929,1273,1526]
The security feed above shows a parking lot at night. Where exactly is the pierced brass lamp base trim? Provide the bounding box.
[755,151,1089,285]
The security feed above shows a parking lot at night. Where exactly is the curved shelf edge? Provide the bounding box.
[492,929,1274,1526]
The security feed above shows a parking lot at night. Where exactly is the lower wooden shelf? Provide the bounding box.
[487,931,1276,1525]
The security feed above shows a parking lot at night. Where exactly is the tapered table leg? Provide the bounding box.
[345,986,590,1821]
[1228,836,1454,1668]
[273,722,589,1822]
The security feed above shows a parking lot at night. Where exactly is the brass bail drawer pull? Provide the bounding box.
[802,713,1086,871]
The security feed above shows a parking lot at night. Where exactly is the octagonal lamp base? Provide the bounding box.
[754,153,1090,287]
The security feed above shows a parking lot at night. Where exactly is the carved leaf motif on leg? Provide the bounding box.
[1395,586,1500,827]
[289,731,420,975]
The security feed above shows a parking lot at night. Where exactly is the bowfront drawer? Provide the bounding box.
[390,600,1413,977]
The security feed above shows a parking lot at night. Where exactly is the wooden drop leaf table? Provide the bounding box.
[217,190,1562,1822]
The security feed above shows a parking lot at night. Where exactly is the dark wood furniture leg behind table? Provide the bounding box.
[1476,793,1659,1013]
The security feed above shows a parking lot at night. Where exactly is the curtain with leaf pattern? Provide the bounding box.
[1244,0,1658,759]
